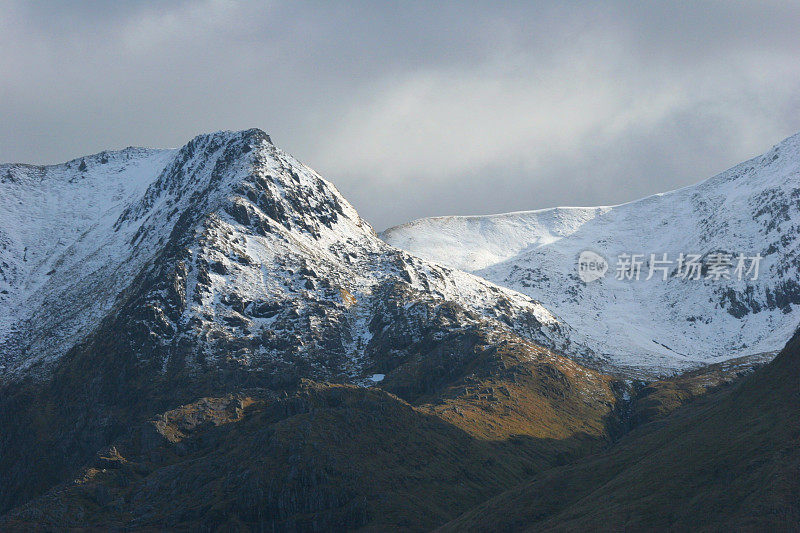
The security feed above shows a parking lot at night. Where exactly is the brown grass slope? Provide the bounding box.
[0,334,623,531]
[441,329,800,532]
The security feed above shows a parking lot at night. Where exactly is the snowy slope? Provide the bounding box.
[0,148,175,371]
[0,130,571,381]
[381,207,607,272]
[8,128,794,381]
[383,133,800,375]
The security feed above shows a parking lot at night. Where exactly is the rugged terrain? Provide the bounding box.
[0,129,797,530]
[0,130,615,526]
[0,334,622,531]
[0,129,582,382]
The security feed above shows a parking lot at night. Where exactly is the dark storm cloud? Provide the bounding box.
[2,1,800,229]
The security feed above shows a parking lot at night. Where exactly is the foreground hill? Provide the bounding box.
[441,328,800,531]
[383,134,800,375]
[0,330,622,530]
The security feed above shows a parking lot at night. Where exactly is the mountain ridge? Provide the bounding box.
[2,129,584,382]
[382,131,800,241]
[383,131,800,373]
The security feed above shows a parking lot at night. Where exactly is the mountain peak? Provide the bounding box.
[0,127,577,384]
[0,128,369,376]
[183,127,273,152]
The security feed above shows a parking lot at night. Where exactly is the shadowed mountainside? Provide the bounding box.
[0,331,623,531]
[440,328,800,532]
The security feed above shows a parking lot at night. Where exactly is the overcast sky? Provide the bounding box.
[2,1,800,229]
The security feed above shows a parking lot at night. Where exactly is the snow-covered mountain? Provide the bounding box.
[2,128,795,533]
[0,129,571,382]
[5,128,797,383]
[383,133,800,375]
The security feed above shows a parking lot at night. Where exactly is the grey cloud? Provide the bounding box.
[2,1,799,229]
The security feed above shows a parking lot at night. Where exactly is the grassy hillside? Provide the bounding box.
[441,331,800,532]
[0,334,622,531]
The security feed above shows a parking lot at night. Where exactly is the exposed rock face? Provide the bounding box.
[0,129,576,383]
